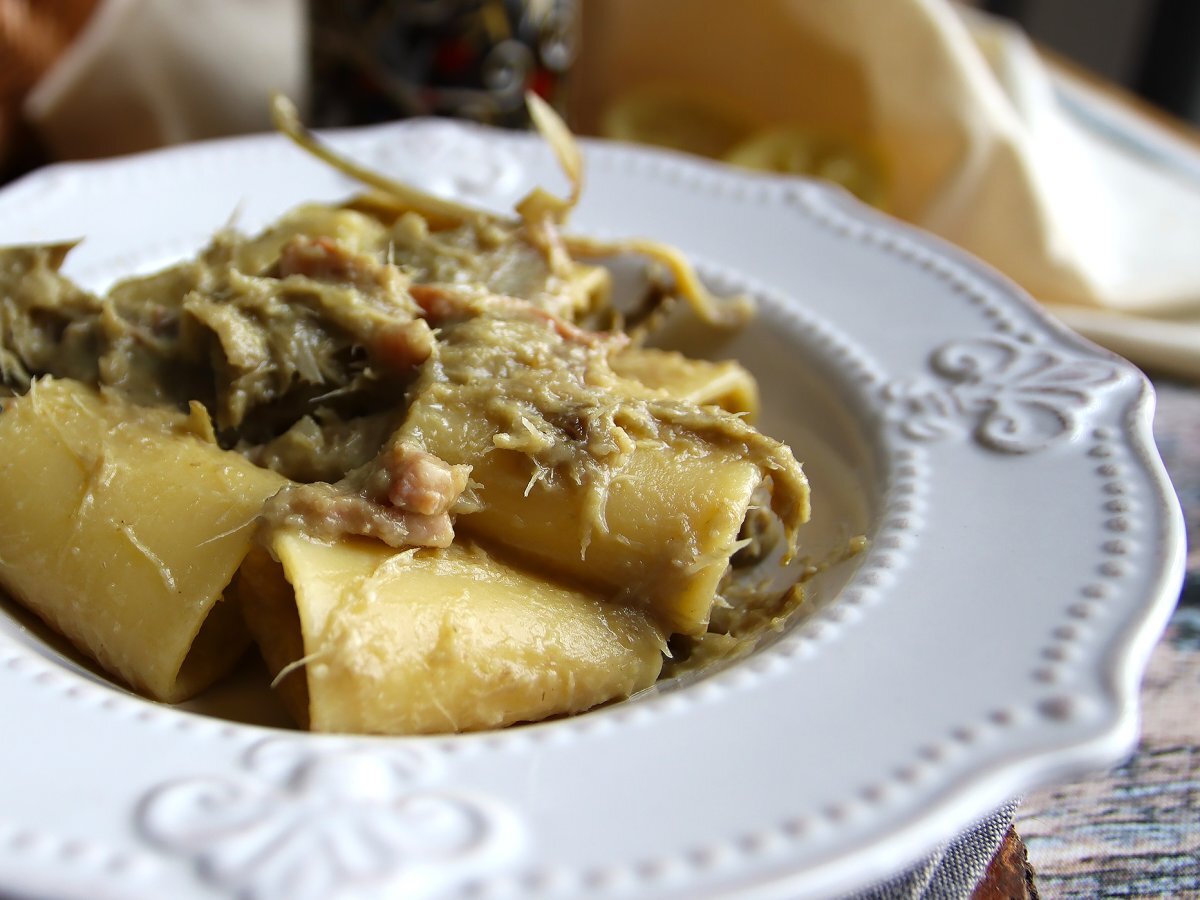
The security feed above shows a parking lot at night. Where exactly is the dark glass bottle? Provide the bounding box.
[308,0,577,129]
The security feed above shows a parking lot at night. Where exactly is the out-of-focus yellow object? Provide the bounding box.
[600,86,756,160]
[601,87,890,208]
[724,125,889,209]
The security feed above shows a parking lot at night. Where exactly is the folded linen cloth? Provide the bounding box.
[22,0,305,158]
[573,0,1200,380]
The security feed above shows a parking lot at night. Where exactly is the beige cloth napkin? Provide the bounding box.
[23,0,305,159]
[574,0,1200,380]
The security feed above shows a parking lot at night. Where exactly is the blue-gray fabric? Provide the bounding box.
[854,801,1019,899]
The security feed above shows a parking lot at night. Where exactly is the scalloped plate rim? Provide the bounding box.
[0,119,1186,900]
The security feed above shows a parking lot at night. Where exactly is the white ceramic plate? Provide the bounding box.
[0,122,1185,900]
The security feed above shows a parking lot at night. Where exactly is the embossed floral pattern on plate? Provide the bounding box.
[886,336,1126,453]
[138,739,518,900]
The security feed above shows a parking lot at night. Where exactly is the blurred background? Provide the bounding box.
[3,1,1199,347]
[1,0,1198,170]
[981,0,1200,123]
[0,2,1197,897]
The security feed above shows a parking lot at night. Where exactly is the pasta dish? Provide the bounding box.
[0,96,810,734]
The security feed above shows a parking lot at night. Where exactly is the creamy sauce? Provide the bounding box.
[0,108,813,732]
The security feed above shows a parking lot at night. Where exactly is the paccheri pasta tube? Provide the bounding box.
[0,378,286,701]
[0,95,810,733]
[608,347,760,416]
[236,532,664,734]
[392,310,796,637]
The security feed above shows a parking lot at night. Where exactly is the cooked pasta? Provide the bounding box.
[0,96,810,732]
[237,532,664,734]
[0,379,286,701]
